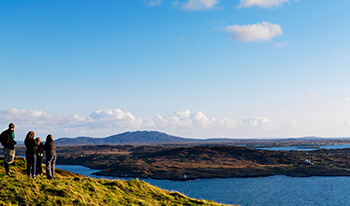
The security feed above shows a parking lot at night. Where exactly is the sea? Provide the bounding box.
[56,144,350,206]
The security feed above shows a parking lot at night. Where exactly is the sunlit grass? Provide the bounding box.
[0,156,230,206]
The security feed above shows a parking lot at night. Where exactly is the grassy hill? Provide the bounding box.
[0,156,229,206]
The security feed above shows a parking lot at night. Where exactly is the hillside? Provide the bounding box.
[56,131,197,145]
[0,156,228,206]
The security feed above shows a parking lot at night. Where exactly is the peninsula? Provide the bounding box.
[48,145,350,180]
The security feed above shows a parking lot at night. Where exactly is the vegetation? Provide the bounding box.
[49,145,350,180]
[0,156,229,206]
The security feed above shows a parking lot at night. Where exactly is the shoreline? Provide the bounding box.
[92,170,350,181]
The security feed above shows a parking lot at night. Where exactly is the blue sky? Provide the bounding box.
[1,0,350,140]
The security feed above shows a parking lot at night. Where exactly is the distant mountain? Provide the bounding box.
[56,131,198,145]
[55,131,350,146]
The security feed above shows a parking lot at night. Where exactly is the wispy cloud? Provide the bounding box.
[173,0,220,10]
[224,22,283,42]
[307,92,320,96]
[144,0,163,7]
[333,50,343,54]
[237,0,292,8]
[274,41,291,48]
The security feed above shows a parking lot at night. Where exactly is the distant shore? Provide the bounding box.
[44,145,350,181]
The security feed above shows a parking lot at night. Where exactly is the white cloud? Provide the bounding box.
[151,110,216,128]
[224,22,283,42]
[144,0,163,7]
[238,0,291,8]
[0,108,300,139]
[0,109,55,126]
[239,117,272,128]
[173,0,220,10]
[88,109,143,129]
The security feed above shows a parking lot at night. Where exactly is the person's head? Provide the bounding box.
[46,134,53,142]
[36,137,41,144]
[8,123,15,132]
[26,131,35,140]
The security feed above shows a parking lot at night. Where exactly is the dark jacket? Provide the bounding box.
[44,140,56,157]
[0,129,16,150]
[25,138,38,155]
[36,142,44,158]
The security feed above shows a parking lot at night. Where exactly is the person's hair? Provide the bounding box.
[9,123,14,129]
[46,134,53,142]
[36,137,41,145]
[26,131,35,140]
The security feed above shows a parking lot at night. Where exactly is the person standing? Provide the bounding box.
[35,137,44,177]
[44,134,56,180]
[0,123,17,176]
[25,131,37,178]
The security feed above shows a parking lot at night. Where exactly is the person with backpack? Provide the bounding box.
[0,123,17,176]
[44,134,56,180]
[25,131,38,178]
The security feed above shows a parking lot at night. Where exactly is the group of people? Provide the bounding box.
[0,123,57,180]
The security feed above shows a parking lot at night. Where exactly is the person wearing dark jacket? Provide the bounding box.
[25,131,38,178]
[0,123,17,176]
[44,134,56,180]
[35,137,44,177]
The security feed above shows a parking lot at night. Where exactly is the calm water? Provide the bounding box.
[56,165,350,206]
[256,144,350,151]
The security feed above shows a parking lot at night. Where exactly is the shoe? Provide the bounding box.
[33,175,36,179]
[6,172,11,176]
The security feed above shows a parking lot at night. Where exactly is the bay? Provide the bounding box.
[55,165,350,206]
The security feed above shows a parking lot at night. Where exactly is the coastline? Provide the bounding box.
[92,170,350,181]
[53,145,350,182]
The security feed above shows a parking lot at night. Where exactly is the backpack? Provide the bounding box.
[0,131,9,146]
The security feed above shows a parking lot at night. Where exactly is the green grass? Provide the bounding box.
[0,157,230,206]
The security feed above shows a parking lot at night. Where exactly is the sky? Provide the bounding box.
[1,0,350,140]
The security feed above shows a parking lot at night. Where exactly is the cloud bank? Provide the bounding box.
[225,22,283,42]
[0,108,292,139]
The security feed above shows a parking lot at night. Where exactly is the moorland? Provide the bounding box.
[15,144,350,180]
[12,131,350,180]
